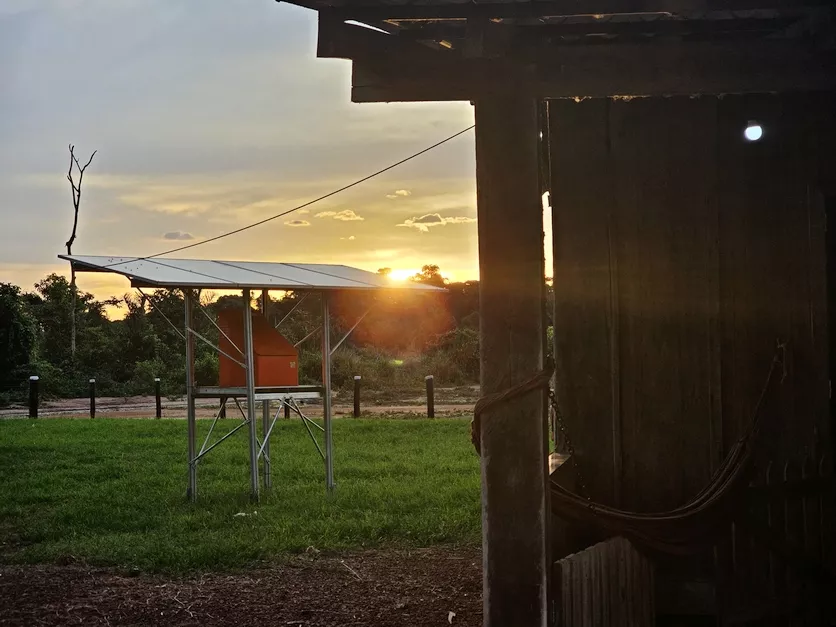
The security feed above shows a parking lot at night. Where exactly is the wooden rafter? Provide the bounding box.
[317,0,831,22]
[319,22,836,101]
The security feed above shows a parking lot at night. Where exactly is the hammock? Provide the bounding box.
[471,349,783,556]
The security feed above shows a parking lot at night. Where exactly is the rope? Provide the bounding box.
[470,368,553,455]
[470,344,786,555]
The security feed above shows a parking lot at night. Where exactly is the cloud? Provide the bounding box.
[397,213,477,233]
[284,219,311,227]
[162,230,195,240]
[315,209,364,221]
[297,209,310,215]
[386,189,411,199]
[340,235,357,241]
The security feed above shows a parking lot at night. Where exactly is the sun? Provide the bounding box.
[387,268,416,282]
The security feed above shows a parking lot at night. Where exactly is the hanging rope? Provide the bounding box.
[470,344,786,556]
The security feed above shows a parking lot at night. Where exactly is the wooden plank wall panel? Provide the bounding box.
[794,94,836,458]
[549,99,618,505]
[609,97,717,512]
[717,95,789,461]
[554,536,655,627]
[716,94,834,461]
[549,93,835,516]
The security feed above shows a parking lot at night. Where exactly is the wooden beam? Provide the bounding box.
[318,16,449,60]
[395,16,802,41]
[324,0,830,22]
[475,91,549,626]
[349,40,836,101]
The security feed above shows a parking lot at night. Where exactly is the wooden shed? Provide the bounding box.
[275,1,836,624]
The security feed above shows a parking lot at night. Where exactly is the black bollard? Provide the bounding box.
[89,378,96,419]
[28,376,39,419]
[154,377,162,419]
[425,375,435,418]
[353,375,361,418]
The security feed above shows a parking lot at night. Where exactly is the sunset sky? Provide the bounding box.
[1,0,552,308]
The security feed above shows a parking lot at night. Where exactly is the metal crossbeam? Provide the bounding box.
[193,421,249,464]
[137,287,186,341]
[275,293,309,329]
[294,326,320,348]
[199,306,244,356]
[331,307,371,356]
[188,327,246,369]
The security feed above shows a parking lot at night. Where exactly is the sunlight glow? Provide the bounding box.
[387,268,417,282]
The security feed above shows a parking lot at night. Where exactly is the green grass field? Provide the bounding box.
[0,417,480,573]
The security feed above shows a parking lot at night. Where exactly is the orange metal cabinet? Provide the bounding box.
[217,308,299,387]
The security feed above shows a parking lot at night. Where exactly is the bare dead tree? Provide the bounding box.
[66,144,97,358]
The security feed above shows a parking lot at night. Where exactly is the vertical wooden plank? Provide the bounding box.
[475,92,549,627]
[801,456,821,563]
[609,96,717,511]
[767,462,788,609]
[819,456,834,571]
[561,561,572,627]
[549,98,618,506]
[783,459,803,617]
[749,464,771,611]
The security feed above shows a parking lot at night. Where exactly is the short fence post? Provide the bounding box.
[154,377,162,419]
[425,374,435,418]
[28,375,39,419]
[89,378,96,419]
[219,396,226,419]
[284,401,291,420]
[353,375,361,418]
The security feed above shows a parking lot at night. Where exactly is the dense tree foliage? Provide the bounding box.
[0,268,555,404]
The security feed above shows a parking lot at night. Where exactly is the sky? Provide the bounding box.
[0,0,552,309]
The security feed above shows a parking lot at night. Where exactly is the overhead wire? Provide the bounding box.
[98,125,475,272]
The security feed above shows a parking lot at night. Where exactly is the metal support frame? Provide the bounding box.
[243,288,260,502]
[169,286,337,500]
[261,289,272,490]
[322,293,335,492]
[185,290,197,501]
[330,308,371,356]
[275,293,308,329]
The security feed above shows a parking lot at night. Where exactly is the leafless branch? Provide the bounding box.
[65,144,96,255]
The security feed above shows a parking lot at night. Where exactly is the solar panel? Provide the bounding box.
[58,255,444,292]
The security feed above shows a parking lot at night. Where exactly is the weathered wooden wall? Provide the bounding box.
[549,93,836,513]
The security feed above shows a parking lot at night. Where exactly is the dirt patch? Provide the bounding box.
[0,547,481,626]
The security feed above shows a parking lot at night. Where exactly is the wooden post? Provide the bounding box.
[154,377,162,419]
[89,378,96,419]
[284,402,290,420]
[425,375,435,418]
[353,375,361,418]
[28,375,39,419]
[475,92,549,627]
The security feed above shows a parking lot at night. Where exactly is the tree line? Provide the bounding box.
[3,265,548,405]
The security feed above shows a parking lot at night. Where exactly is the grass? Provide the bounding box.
[0,417,481,573]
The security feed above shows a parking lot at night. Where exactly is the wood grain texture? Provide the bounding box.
[548,93,835,514]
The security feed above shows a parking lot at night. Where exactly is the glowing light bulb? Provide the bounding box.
[744,123,763,142]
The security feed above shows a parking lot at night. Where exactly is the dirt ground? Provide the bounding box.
[0,547,482,627]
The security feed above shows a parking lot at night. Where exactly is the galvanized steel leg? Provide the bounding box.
[322,292,335,492]
[185,290,197,502]
[261,289,271,490]
[243,289,259,502]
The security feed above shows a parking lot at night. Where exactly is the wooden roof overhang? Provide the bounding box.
[278,0,836,101]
